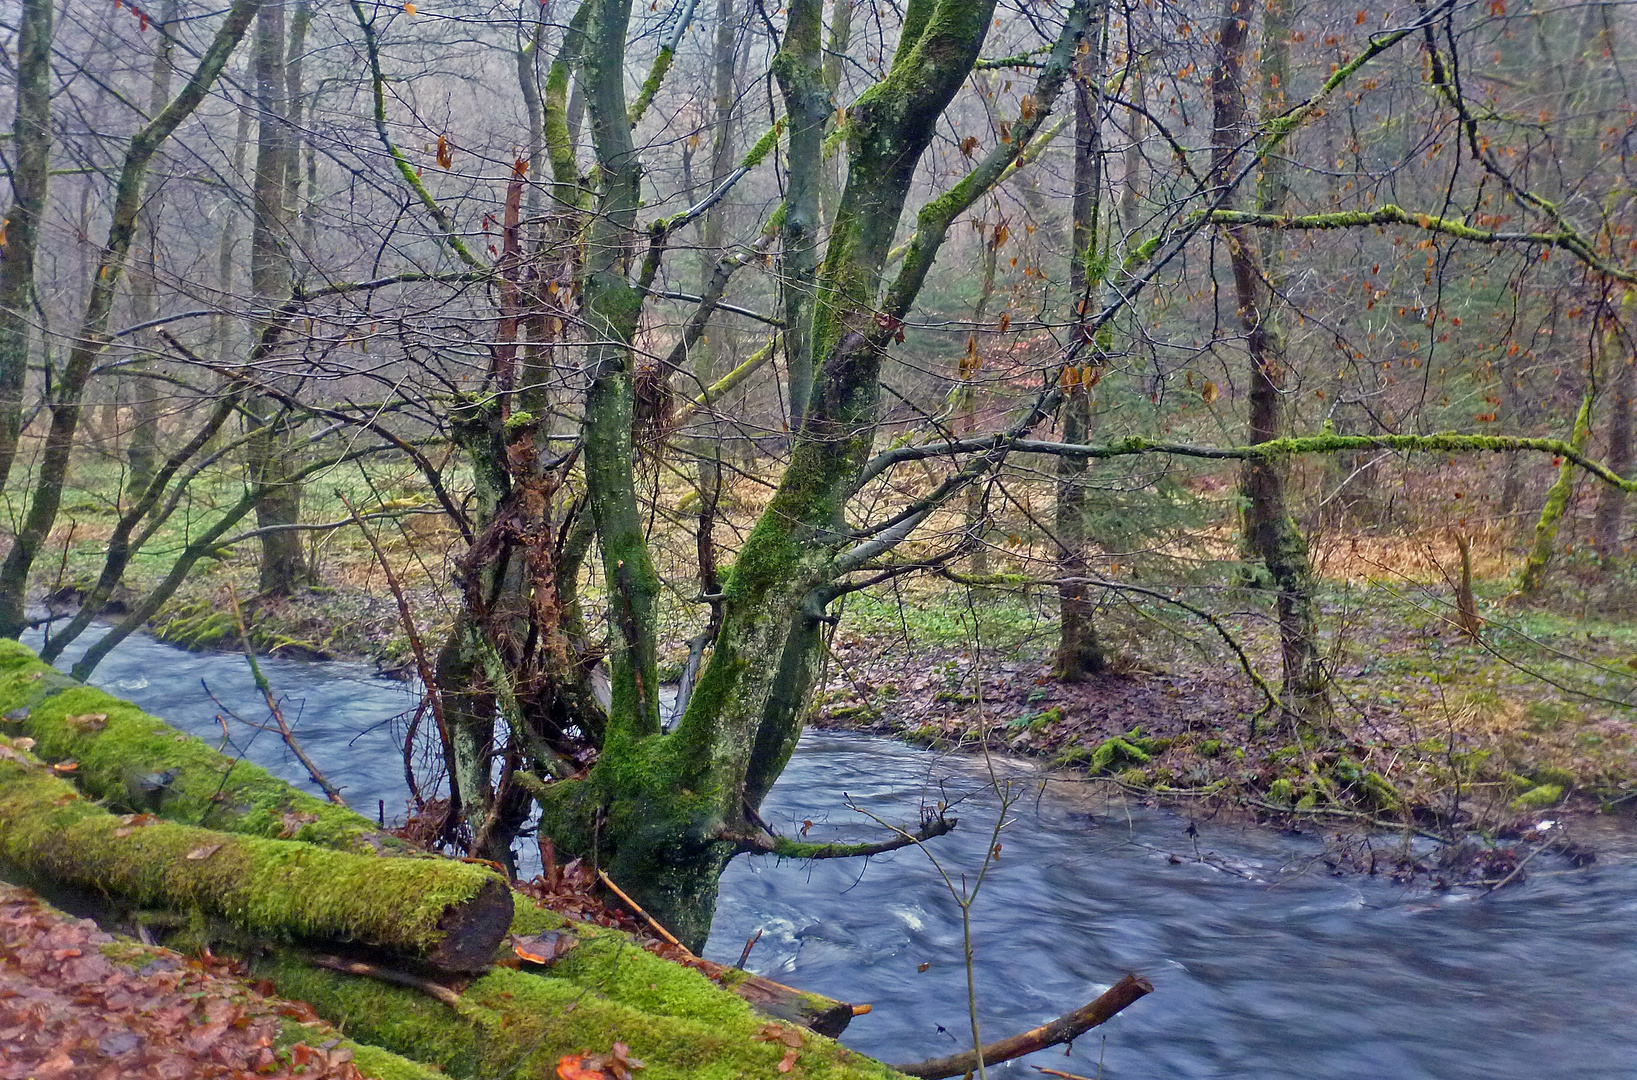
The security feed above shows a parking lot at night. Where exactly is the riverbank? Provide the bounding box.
[28,483,1637,846]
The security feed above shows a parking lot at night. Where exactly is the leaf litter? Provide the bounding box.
[0,882,382,1079]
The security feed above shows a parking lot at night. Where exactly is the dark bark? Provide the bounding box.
[248,0,309,596]
[1056,42,1108,681]
[773,0,827,426]
[123,0,181,502]
[1211,0,1324,712]
[0,0,53,496]
[1594,353,1633,566]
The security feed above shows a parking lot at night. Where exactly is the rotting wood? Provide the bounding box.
[893,973,1153,1079]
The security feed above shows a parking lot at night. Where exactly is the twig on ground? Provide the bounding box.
[307,953,464,1009]
[597,869,694,956]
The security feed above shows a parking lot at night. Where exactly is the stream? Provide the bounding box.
[22,626,1637,1079]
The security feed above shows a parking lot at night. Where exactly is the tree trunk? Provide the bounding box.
[1594,352,1633,567]
[0,0,54,497]
[0,0,263,639]
[123,0,181,503]
[1518,381,1596,596]
[1056,41,1108,681]
[1211,0,1324,713]
[247,0,309,596]
[773,0,829,427]
[536,0,1012,950]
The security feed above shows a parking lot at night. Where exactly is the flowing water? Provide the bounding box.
[24,627,1637,1079]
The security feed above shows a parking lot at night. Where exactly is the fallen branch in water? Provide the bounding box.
[893,973,1154,1079]
[226,584,344,804]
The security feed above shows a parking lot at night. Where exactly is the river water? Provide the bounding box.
[23,627,1637,1079]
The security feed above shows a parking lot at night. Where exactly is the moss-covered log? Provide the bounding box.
[0,882,446,1080]
[248,943,903,1080]
[0,739,511,971]
[0,640,862,1031]
[0,639,407,853]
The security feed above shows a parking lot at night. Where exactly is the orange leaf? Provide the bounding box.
[51,760,78,774]
[187,843,224,861]
[557,1055,603,1080]
[404,1,416,12]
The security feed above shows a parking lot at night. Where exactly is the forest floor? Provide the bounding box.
[0,883,398,1079]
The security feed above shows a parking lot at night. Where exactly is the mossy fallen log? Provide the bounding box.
[0,639,407,854]
[0,740,511,971]
[249,947,904,1080]
[0,639,863,1032]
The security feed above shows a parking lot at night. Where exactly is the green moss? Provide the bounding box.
[1267,778,1296,804]
[0,745,507,964]
[1530,765,1577,789]
[1197,739,1223,758]
[1510,783,1565,809]
[1358,771,1402,811]
[0,640,403,854]
[1088,735,1153,774]
[253,953,902,1080]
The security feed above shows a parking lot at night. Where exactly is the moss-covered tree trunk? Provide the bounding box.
[1518,381,1596,596]
[0,0,53,497]
[531,0,1105,950]
[1211,0,1324,713]
[1055,40,1109,681]
[774,0,828,425]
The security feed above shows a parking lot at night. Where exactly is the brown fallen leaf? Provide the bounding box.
[12,737,34,750]
[512,931,578,965]
[51,760,77,774]
[185,843,223,861]
[754,1021,804,1049]
[278,810,318,838]
[778,1046,800,1073]
[63,712,108,732]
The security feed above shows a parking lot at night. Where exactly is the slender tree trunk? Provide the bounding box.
[0,0,54,497]
[1594,352,1634,567]
[247,0,308,595]
[1212,0,1324,712]
[1056,41,1107,681]
[1518,377,1596,596]
[581,0,662,733]
[690,0,738,640]
[773,0,827,428]
[818,0,853,226]
[124,0,182,503]
[0,0,262,639]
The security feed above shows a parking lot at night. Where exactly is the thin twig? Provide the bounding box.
[597,869,693,956]
[226,584,345,804]
[307,953,464,1010]
[337,492,456,817]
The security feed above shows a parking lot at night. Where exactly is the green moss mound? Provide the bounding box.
[256,953,902,1080]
